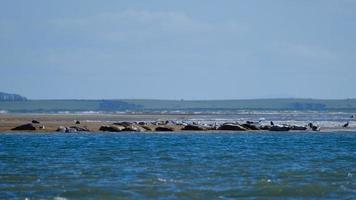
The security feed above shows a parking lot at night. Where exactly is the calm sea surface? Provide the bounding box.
[0,132,355,199]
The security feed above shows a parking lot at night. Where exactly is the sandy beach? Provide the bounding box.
[1,113,355,133]
[0,113,183,132]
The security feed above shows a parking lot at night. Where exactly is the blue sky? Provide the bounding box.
[1,0,356,99]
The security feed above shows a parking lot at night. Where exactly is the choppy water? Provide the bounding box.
[0,132,355,199]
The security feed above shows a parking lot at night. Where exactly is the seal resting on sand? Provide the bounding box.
[269,125,290,131]
[218,124,247,131]
[343,122,349,128]
[99,125,125,132]
[12,123,37,131]
[308,123,320,131]
[181,124,206,131]
[155,126,174,131]
[241,123,260,130]
[290,125,307,131]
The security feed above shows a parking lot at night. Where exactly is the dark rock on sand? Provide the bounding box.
[182,124,205,131]
[32,120,40,124]
[12,123,37,131]
[75,120,81,124]
[155,126,174,131]
[218,124,247,131]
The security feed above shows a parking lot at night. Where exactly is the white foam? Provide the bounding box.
[53,197,68,200]
[57,111,71,114]
[157,177,183,183]
[157,178,167,182]
[75,111,102,115]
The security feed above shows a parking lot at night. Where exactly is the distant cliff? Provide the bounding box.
[0,92,27,101]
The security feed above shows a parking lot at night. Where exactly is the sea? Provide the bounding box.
[0,131,355,199]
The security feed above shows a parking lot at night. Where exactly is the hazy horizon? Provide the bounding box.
[2,90,356,101]
[1,0,356,99]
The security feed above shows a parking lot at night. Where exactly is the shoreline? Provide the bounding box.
[1,113,355,133]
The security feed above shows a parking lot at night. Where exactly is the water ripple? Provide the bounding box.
[0,132,355,199]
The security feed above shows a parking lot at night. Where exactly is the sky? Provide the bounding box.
[1,0,356,100]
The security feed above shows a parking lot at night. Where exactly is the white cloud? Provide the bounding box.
[273,42,336,61]
[49,10,246,44]
[287,44,335,59]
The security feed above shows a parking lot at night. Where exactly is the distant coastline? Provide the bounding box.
[0,92,27,101]
[1,98,356,113]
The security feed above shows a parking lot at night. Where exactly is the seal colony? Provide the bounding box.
[6,119,349,133]
[9,120,317,132]
[0,113,354,133]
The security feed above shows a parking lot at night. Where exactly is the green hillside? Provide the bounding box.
[0,99,356,113]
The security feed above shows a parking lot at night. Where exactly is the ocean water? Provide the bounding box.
[0,132,355,199]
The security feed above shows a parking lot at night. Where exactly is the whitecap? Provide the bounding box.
[157,178,167,183]
[75,111,102,115]
[57,111,71,114]
[53,197,68,200]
